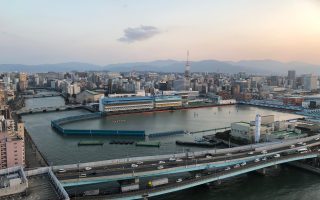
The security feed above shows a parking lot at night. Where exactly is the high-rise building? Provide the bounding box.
[18,73,28,91]
[288,70,296,89]
[0,119,25,169]
[303,74,318,91]
[184,51,191,90]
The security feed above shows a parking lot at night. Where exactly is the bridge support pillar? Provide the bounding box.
[256,168,266,175]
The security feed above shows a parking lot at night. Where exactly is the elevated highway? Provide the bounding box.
[103,152,318,200]
[55,135,320,187]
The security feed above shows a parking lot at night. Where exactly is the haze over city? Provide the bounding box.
[1,0,320,65]
[2,1,320,200]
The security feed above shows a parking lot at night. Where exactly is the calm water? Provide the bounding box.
[22,96,300,165]
[22,97,320,200]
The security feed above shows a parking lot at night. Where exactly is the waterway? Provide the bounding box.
[21,96,320,200]
[22,96,300,165]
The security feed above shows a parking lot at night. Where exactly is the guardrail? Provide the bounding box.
[51,112,146,137]
[107,152,319,200]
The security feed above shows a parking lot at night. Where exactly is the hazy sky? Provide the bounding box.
[1,0,320,65]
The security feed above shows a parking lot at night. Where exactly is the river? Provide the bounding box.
[21,96,320,200]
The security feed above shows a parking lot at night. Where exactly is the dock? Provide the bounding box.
[135,141,161,147]
[175,140,221,147]
[78,141,104,146]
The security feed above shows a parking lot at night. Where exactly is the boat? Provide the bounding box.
[78,140,104,146]
[136,141,161,147]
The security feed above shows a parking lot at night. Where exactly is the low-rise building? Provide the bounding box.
[76,90,103,104]
[99,96,154,112]
[154,96,182,108]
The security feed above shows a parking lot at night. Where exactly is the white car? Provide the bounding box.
[274,154,281,158]
[226,153,232,156]
[176,178,182,183]
[297,142,303,145]
[131,164,138,168]
[248,152,254,155]
[261,150,268,154]
[290,145,295,149]
[262,157,267,161]
[176,159,183,162]
[241,162,246,166]
[225,166,231,171]
[234,164,240,168]
[58,169,66,173]
[157,165,164,170]
[136,161,143,165]
[254,158,260,163]
[159,161,166,164]
[206,155,213,159]
[195,174,201,178]
[79,173,87,178]
[169,157,176,161]
[315,138,320,141]
[85,167,92,171]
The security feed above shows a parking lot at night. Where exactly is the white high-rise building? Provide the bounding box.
[303,74,318,91]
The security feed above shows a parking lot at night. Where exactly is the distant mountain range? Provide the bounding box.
[0,59,319,75]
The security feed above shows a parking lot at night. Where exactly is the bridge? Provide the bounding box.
[22,92,62,99]
[26,134,317,199]
[238,100,304,111]
[16,104,83,115]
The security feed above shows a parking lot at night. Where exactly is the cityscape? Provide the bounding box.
[1,1,320,200]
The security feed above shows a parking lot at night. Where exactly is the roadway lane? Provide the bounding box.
[57,138,320,182]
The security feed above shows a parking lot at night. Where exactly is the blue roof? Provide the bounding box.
[154,96,182,102]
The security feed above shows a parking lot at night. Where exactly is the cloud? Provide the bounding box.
[118,25,161,43]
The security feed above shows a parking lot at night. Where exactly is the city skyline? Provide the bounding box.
[1,0,320,65]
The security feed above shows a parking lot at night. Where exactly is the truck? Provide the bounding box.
[147,178,169,187]
[121,184,140,193]
[83,189,99,196]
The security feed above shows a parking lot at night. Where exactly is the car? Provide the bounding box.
[159,161,165,164]
[297,142,303,145]
[225,166,231,171]
[262,157,267,161]
[169,157,176,161]
[85,167,92,171]
[206,155,213,159]
[58,169,66,173]
[79,173,87,178]
[195,174,201,178]
[261,150,268,154]
[188,156,194,159]
[254,158,260,163]
[176,159,183,162]
[302,143,307,146]
[234,164,240,168]
[290,145,295,149]
[241,162,246,166]
[176,178,183,183]
[157,165,164,170]
[274,154,281,158]
[136,161,143,165]
[318,149,320,152]
[315,138,320,141]
[131,164,138,168]
[248,152,254,155]
[226,153,232,156]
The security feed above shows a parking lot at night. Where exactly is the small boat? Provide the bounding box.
[78,141,104,146]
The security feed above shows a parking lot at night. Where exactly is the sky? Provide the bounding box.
[0,0,320,65]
